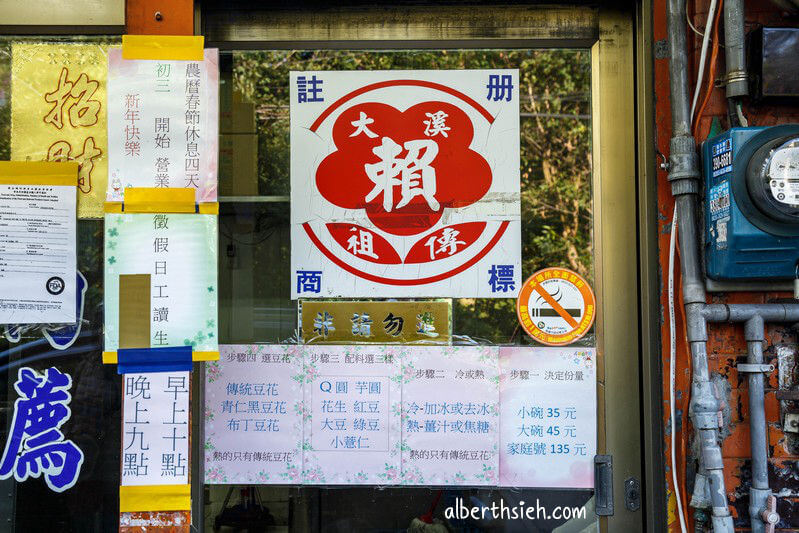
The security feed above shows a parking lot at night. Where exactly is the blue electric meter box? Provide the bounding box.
[703,125,799,281]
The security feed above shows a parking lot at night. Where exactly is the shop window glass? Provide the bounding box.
[213,48,596,532]
[0,36,121,531]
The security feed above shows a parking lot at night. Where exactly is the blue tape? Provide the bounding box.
[117,346,193,374]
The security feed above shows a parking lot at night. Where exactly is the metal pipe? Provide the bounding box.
[723,0,749,99]
[704,303,799,323]
[743,315,772,533]
[667,0,735,529]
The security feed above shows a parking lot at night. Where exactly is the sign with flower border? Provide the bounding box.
[400,346,500,486]
[301,345,402,484]
[204,345,303,484]
[104,212,218,354]
[290,69,521,298]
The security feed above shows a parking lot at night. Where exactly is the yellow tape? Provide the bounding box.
[0,161,78,186]
[119,484,191,512]
[198,202,219,215]
[102,351,219,364]
[122,35,204,61]
[124,188,196,213]
[104,202,123,213]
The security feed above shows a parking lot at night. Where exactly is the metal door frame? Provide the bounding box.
[199,3,651,531]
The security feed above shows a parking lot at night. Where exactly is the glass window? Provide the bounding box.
[0,36,121,531]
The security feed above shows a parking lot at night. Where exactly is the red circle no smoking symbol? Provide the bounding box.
[516,267,596,346]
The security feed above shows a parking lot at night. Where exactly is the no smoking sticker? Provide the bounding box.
[516,267,596,346]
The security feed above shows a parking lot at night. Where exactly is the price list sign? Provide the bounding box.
[498,347,596,488]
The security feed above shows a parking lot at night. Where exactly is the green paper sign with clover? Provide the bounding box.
[104,212,218,353]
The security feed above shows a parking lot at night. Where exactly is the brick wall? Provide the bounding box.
[654,0,799,529]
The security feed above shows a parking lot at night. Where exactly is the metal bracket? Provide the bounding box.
[762,495,780,533]
[624,477,641,511]
[737,363,774,373]
[595,455,614,516]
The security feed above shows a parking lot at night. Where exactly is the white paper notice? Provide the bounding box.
[204,346,303,484]
[122,372,190,486]
[498,347,596,488]
[107,48,219,202]
[401,346,499,485]
[301,346,401,484]
[0,182,76,324]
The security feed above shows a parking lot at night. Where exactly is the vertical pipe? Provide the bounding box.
[689,341,734,531]
[723,0,749,99]
[667,0,692,137]
[667,0,735,530]
[744,316,771,533]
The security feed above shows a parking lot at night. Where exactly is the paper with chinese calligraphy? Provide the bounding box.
[107,48,219,202]
[122,372,190,486]
[0,175,76,324]
[204,345,303,484]
[400,346,499,485]
[301,345,401,484]
[498,347,596,488]
[104,212,218,353]
[290,70,521,298]
[11,43,110,218]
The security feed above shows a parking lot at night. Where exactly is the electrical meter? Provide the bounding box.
[751,137,799,218]
[703,125,799,280]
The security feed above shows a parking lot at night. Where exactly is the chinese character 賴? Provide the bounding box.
[486,74,514,102]
[0,367,84,492]
[488,264,515,293]
[364,137,440,213]
[297,75,324,103]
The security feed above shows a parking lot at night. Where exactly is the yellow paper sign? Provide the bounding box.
[11,43,111,218]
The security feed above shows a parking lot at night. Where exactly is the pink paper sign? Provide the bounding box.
[204,345,303,484]
[301,345,402,484]
[499,347,596,488]
[400,346,499,485]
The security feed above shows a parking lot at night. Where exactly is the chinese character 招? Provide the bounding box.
[44,68,101,129]
[0,367,84,492]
